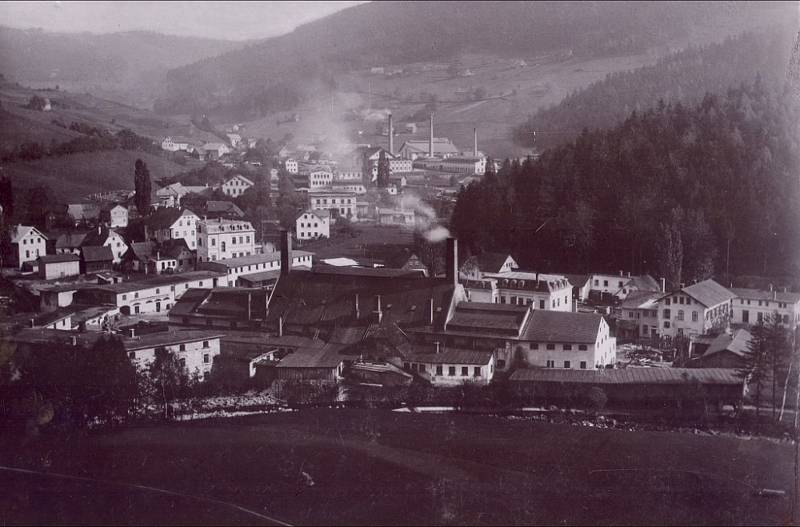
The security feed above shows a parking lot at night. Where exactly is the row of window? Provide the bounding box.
[531,343,589,351]
[662,309,700,322]
[739,298,792,309]
[121,280,209,300]
[21,237,45,245]
[313,198,354,205]
[665,295,698,306]
[404,363,488,377]
[627,310,657,319]
[545,360,587,369]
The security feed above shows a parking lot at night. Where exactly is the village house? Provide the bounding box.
[99,203,128,228]
[37,254,80,280]
[730,287,800,328]
[200,142,231,160]
[303,168,334,189]
[520,310,616,370]
[81,227,128,264]
[403,347,495,386]
[198,251,313,286]
[160,136,192,152]
[75,270,229,315]
[79,245,114,274]
[274,342,347,383]
[54,232,89,256]
[284,158,299,174]
[589,272,662,302]
[9,225,47,269]
[66,203,101,226]
[376,207,415,226]
[160,239,196,273]
[329,181,367,194]
[155,182,209,208]
[145,208,200,249]
[687,328,751,369]
[221,174,254,198]
[203,200,246,220]
[124,329,223,380]
[459,252,518,280]
[296,209,330,240]
[616,291,662,340]
[483,271,573,312]
[196,218,255,263]
[656,279,735,339]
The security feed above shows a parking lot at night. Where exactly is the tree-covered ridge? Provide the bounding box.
[452,79,800,286]
[516,31,794,151]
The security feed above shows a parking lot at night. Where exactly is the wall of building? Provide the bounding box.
[733,298,800,328]
[128,338,221,379]
[40,261,80,280]
[403,357,495,386]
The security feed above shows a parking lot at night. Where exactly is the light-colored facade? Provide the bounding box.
[296,210,330,240]
[126,331,223,380]
[484,272,573,312]
[106,205,128,228]
[617,292,661,339]
[521,312,616,370]
[151,209,200,250]
[305,169,334,189]
[198,251,313,286]
[221,174,254,198]
[309,191,357,218]
[161,137,191,152]
[377,208,415,226]
[413,156,486,175]
[284,159,299,174]
[656,280,735,339]
[731,288,800,328]
[197,218,256,262]
[404,350,495,387]
[38,255,80,280]
[10,225,47,269]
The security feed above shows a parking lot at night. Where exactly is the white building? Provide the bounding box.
[226,133,242,148]
[82,227,128,264]
[146,208,200,250]
[125,329,223,380]
[413,155,486,176]
[731,287,800,329]
[377,208,415,226]
[521,310,616,370]
[197,218,256,263]
[656,279,735,339]
[10,225,47,269]
[221,174,254,198]
[482,272,573,312]
[309,191,357,218]
[198,251,314,286]
[37,254,80,280]
[404,349,495,386]
[101,204,128,228]
[303,168,333,189]
[296,210,330,240]
[161,136,192,152]
[284,159,299,174]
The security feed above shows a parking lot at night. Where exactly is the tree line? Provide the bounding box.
[452,79,800,287]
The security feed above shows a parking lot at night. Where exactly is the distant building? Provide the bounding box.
[520,310,616,369]
[656,279,735,339]
[413,155,486,176]
[404,348,495,386]
[79,245,114,274]
[169,287,270,329]
[226,133,242,148]
[66,203,101,225]
[10,225,47,269]
[376,207,416,227]
[145,208,200,250]
[37,254,80,280]
[196,218,255,263]
[308,191,357,218]
[687,328,751,369]
[483,272,573,312]
[100,203,128,228]
[459,253,518,280]
[296,210,330,240]
[161,136,192,152]
[198,251,313,286]
[81,227,128,264]
[398,138,460,160]
[284,159,299,174]
[200,142,231,160]
[730,287,800,328]
[617,291,662,340]
[221,174,254,198]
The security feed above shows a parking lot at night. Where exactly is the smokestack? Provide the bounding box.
[354,293,360,320]
[769,283,774,292]
[446,238,458,287]
[70,336,77,346]
[29,318,35,328]
[429,113,434,157]
[473,127,477,157]
[280,230,291,276]
[247,292,252,321]
[375,295,383,323]
[429,298,435,325]
[388,113,394,155]
[660,278,666,293]
[278,315,284,337]
[435,341,441,354]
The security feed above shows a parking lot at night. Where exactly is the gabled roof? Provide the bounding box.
[275,343,347,369]
[400,138,460,155]
[730,288,800,304]
[410,348,493,365]
[160,238,192,259]
[169,287,269,320]
[563,274,590,288]
[144,207,191,230]
[205,201,245,217]
[460,252,515,273]
[224,174,254,186]
[81,227,121,247]
[446,302,529,337]
[620,291,663,310]
[703,329,752,358]
[628,274,660,292]
[11,225,45,244]
[55,232,89,249]
[38,254,80,264]
[520,310,603,344]
[680,279,735,308]
[298,209,330,221]
[80,245,114,263]
[125,242,154,263]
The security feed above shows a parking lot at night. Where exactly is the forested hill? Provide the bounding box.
[452,80,800,285]
[515,29,796,150]
[154,1,789,119]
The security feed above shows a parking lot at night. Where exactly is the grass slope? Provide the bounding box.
[3,150,186,201]
[0,410,793,525]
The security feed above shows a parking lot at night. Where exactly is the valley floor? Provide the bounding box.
[0,409,795,525]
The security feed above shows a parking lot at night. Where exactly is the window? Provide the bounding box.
[663,309,671,319]
[436,365,443,375]
[530,343,539,350]
[497,359,506,369]
[122,294,127,300]
[603,280,608,287]
[563,344,572,351]
[473,367,481,377]
[461,366,469,376]
[546,360,555,368]
[664,321,671,328]
[692,311,698,322]
[580,361,587,369]
[539,300,545,309]
[784,314,790,324]
[546,343,555,350]
[179,358,186,368]
[594,279,599,286]
[419,364,426,373]
[757,312,763,323]
[203,340,209,348]
[179,344,186,351]
[677,310,684,321]
[563,361,571,369]
[128,352,136,359]
[403,362,410,370]
[578,344,587,351]
[203,354,210,364]
[448,366,456,376]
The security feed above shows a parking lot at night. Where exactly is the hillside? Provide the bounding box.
[156,1,792,120]
[0,27,246,107]
[1,150,186,201]
[516,29,797,150]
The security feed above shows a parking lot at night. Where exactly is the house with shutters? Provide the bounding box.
[9,225,48,269]
[145,208,200,250]
[656,279,735,339]
[730,287,800,329]
[221,174,254,198]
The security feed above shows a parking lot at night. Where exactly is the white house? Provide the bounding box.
[100,204,128,228]
[520,310,616,370]
[296,210,330,240]
[81,227,128,264]
[731,287,800,329]
[483,272,573,312]
[146,208,200,250]
[200,142,231,160]
[617,291,662,340]
[656,279,735,339]
[221,174,254,198]
[10,225,48,269]
[226,133,242,148]
[196,218,256,263]
[284,159,299,174]
[160,136,192,152]
[124,329,223,381]
[404,349,495,386]
[309,191,357,218]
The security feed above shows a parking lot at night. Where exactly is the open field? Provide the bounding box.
[0,409,794,525]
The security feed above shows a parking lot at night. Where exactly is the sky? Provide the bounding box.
[0,1,366,41]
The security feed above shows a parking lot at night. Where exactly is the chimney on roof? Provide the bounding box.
[769,283,774,292]
[660,277,666,293]
[446,237,458,288]
[388,113,394,156]
[29,318,35,328]
[247,292,252,321]
[429,113,434,157]
[280,229,291,276]
[473,127,478,157]
[619,270,623,277]
[129,328,135,338]
[70,336,77,347]
[435,341,440,354]
[278,315,284,337]
[627,271,631,278]
[354,293,360,320]
[429,297,435,325]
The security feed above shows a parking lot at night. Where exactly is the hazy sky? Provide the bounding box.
[0,1,366,41]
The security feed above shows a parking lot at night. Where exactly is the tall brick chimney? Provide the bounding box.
[280,229,291,276]
[446,237,458,287]
[388,113,394,156]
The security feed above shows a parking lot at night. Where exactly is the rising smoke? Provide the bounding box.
[395,192,451,243]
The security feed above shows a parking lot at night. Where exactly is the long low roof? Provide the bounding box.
[123,329,226,351]
[275,343,347,369]
[201,251,313,269]
[410,349,493,365]
[509,367,742,386]
[91,271,225,293]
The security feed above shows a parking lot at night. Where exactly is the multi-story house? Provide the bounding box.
[520,310,616,370]
[9,225,47,269]
[309,191,357,218]
[296,210,330,240]
[198,251,314,286]
[81,227,128,264]
[146,208,200,250]
[221,174,254,198]
[656,279,735,339]
[617,291,662,340]
[124,329,223,380]
[730,287,800,329]
[483,272,573,312]
[196,218,255,263]
[284,158,299,174]
[100,204,128,228]
[160,136,191,152]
